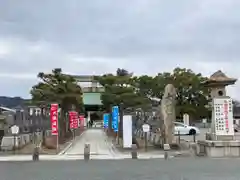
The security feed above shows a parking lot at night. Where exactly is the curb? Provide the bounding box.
[58,130,86,155]
[58,142,73,155]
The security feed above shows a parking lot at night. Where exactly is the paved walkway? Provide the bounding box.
[65,129,119,157]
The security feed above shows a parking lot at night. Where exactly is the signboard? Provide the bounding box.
[112,106,119,132]
[103,113,109,128]
[202,118,207,124]
[11,125,19,135]
[50,104,59,135]
[213,98,234,136]
[69,111,79,129]
[123,115,132,148]
[79,115,84,128]
[142,124,150,132]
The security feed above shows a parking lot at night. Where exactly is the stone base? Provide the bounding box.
[206,132,234,141]
[169,143,181,150]
[197,140,240,157]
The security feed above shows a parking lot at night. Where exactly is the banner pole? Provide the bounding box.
[55,117,58,154]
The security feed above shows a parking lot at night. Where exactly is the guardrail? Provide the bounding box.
[134,129,198,146]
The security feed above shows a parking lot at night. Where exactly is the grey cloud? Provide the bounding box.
[1,0,240,60]
[0,0,240,98]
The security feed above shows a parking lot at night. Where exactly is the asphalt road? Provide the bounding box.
[1,158,240,180]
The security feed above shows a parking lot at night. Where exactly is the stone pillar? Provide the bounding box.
[131,144,138,159]
[160,84,176,145]
[84,143,90,161]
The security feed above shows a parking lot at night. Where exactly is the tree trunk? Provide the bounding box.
[119,107,123,138]
[59,109,66,139]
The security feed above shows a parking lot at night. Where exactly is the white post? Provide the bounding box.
[56,117,59,153]
[183,113,189,125]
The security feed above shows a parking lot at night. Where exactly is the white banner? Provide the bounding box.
[213,98,234,136]
[123,115,132,148]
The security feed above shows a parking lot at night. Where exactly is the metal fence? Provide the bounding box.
[0,107,51,152]
[14,108,50,134]
[0,107,51,136]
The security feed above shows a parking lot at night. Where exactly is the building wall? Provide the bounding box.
[82,87,104,93]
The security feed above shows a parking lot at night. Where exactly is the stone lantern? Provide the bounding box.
[196,70,240,157]
[203,70,237,141]
[203,70,237,99]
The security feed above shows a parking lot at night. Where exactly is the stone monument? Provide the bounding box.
[160,84,177,145]
[197,70,240,157]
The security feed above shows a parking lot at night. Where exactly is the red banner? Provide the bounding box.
[50,104,58,135]
[79,115,84,128]
[69,111,79,129]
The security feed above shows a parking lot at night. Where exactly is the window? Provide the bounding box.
[174,122,185,127]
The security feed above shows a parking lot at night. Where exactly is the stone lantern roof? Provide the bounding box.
[202,70,237,87]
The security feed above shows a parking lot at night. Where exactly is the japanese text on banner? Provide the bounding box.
[69,111,79,129]
[103,113,109,128]
[50,104,58,135]
[112,106,119,132]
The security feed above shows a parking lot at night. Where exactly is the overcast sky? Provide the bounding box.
[0,0,240,99]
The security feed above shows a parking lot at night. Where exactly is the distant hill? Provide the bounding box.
[0,96,27,108]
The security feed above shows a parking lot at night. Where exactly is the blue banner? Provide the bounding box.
[103,113,109,128]
[112,106,119,132]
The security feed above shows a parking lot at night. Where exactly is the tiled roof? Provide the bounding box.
[0,106,16,112]
[203,70,237,86]
[209,70,236,81]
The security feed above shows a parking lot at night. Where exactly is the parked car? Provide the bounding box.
[234,124,239,132]
[174,122,200,135]
[95,121,103,128]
